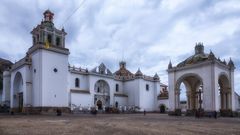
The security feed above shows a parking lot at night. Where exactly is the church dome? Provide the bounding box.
[114,61,133,77]
[177,43,215,67]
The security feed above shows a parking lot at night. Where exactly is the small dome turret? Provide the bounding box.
[195,42,204,54]
[135,68,143,77]
[43,9,54,23]
[208,50,215,60]
[153,73,160,80]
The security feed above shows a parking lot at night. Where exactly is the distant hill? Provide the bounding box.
[0,58,12,90]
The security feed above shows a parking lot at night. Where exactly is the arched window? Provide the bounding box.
[33,37,36,45]
[116,84,119,92]
[56,37,61,46]
[75,78,79,88]
[47,34,52,44]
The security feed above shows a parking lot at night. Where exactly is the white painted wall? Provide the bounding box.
[31,50,42,107]
[114,96,128,107]
[41,50,69,107]
[139,79,155,111]
[68,73,89,90]
[70,93,91,107]
[123,79,139,106]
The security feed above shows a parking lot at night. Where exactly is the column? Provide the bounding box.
[191,93,195,110]
[175,90,180,109]
[187,93,190,110]
[220,92,223,109]
[222,92,226,109]
[227,92,231,109]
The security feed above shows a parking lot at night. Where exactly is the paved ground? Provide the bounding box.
[0,113,239,135]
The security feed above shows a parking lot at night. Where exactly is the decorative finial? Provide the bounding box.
[208,50,215,60]
[228,58,235,68]
[223,59,226,65]
[153,73,160,80]
[135,68,143,77]
[168,60,172,69]
[43,9,54,22]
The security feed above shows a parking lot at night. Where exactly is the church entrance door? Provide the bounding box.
[160,104,166,113]
[18,92,23,112]
[97,100,102,110]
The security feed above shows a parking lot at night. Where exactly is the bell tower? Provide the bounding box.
[30,9,67,49]
[28,10,69,110]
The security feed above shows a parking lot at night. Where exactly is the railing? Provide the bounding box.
[69,66,88,73]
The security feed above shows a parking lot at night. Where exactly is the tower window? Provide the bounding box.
[47,34,52,44]
[116,84,119,92]
[56,37,61,46]
[75,78,79,88]
[146,84,149,91]
[33,37,36,45]
[37,34,40,42]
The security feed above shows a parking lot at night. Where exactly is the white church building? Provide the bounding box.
[1,10,168,113]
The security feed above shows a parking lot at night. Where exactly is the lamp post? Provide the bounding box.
[196,85,203,110]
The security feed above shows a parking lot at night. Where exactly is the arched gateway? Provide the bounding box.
[167,43,235,115]
[13,72,24,112]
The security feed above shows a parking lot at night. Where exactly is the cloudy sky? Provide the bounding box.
[0,0,239,94]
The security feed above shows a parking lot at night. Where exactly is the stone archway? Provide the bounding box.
[13,72,24,112]
[175,73,203,112]
[218,73,231,110]
[94,80,110,108]
[168,44,236,115]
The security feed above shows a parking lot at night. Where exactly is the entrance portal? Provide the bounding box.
[97,100,102,110]
[94,80,110,108]
[160,104,166,113]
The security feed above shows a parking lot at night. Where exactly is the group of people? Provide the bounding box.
[71,104,140,113]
